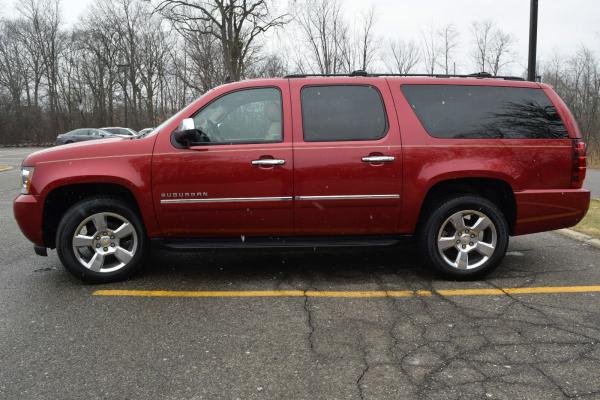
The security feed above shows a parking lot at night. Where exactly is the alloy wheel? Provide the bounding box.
[436,209,497,270]
[71,212,138,273]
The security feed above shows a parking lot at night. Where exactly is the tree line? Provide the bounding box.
[0,0,598,160]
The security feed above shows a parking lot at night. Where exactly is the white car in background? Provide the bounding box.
[137,127,155,136]
[100,127,138,137]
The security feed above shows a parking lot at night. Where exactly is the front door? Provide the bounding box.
[290,80,403,235]
[152,83,293,237]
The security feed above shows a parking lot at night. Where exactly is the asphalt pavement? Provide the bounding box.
[1,148,600,400]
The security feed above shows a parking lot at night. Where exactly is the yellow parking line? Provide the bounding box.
[93,289,307,297]
[93,285,600,298]
[0,165,12,172]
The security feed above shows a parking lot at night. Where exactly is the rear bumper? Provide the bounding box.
[513,189,591,235]
[13,194,45,246]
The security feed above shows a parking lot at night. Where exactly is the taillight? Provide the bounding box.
[571,139,587,188]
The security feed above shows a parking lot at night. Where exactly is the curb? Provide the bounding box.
[557,229,600,249]
[0,165,13,172]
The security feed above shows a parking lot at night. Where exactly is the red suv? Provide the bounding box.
[13,73,590,282]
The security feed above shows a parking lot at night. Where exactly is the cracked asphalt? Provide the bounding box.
[1,148,600,400]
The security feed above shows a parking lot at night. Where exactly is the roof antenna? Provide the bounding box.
[350,70,368,77]
[468,72,493,78]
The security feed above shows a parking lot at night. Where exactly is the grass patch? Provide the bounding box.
[572,198,600,238]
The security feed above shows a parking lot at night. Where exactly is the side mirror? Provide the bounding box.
[178,118,195,132]
[172,118,197,148]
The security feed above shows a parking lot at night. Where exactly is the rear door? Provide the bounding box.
[290,79,403,235]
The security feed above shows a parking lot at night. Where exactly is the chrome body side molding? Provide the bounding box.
[161,194,400,204]
[295,194,400,201]
[161,196,293,204]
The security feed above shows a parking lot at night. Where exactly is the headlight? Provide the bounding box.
[20,167,34,194]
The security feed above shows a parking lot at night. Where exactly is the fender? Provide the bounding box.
[399,149,519,233]
[25,138,160,238]
[38,167,158,238]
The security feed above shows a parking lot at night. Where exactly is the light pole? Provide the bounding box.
[527,0,539,81]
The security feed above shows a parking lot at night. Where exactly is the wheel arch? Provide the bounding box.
[416,177,517,235]
[42,182,143,249]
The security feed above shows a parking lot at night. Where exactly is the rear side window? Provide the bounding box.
[301,85,388,141]
[401,85,568,139]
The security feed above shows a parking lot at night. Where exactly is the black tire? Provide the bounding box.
[418,195,509,279]
[56,196,148,283]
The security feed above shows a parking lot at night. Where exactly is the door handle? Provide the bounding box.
[251,158,286,166]
[361,155,395,163]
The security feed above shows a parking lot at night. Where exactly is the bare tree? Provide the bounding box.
[155,0,289,81]
[248,53,288,78]
[175,21,228,93]
[421,24,437,74]
[19,0,64,134]
[357,6,377,71]
[14,18,44,110]
[295,0,349,74]
[541,47,600,158]
[437,23,459,74]
[471,20,494,72]
[471,20,514,75]
[137,16,172,125]
[0,20,27,114]
[486,30,515,75]
[383,39,420,74]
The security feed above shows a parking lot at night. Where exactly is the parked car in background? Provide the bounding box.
[138,128,154,136]
[54,128,111,145]
[100,127,138,137]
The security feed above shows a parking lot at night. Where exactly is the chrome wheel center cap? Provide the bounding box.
[99,236,111,247]
[437,210,498,270]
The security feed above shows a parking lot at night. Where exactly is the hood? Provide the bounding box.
[23,136,151,166]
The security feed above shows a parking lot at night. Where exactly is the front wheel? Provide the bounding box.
[418,195,509,279]
[56,197,148,283]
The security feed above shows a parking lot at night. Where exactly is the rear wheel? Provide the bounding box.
[56,197,148,283]
[418,195,509,279]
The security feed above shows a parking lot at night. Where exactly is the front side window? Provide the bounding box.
[192,87,282,144]
[301,85,388,142]
[401,84,568,139]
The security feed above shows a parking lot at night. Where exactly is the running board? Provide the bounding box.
[154,235,407,250]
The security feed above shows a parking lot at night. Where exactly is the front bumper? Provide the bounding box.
[13,194,45,246]
[513,189,591,235]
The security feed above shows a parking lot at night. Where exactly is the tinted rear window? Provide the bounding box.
[401,85,568,139]
[301,85,388,142]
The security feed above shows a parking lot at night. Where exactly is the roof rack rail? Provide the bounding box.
[284,70,525,81]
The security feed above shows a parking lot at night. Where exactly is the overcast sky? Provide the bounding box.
[4,0,600,75]
[342,0,600,74]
